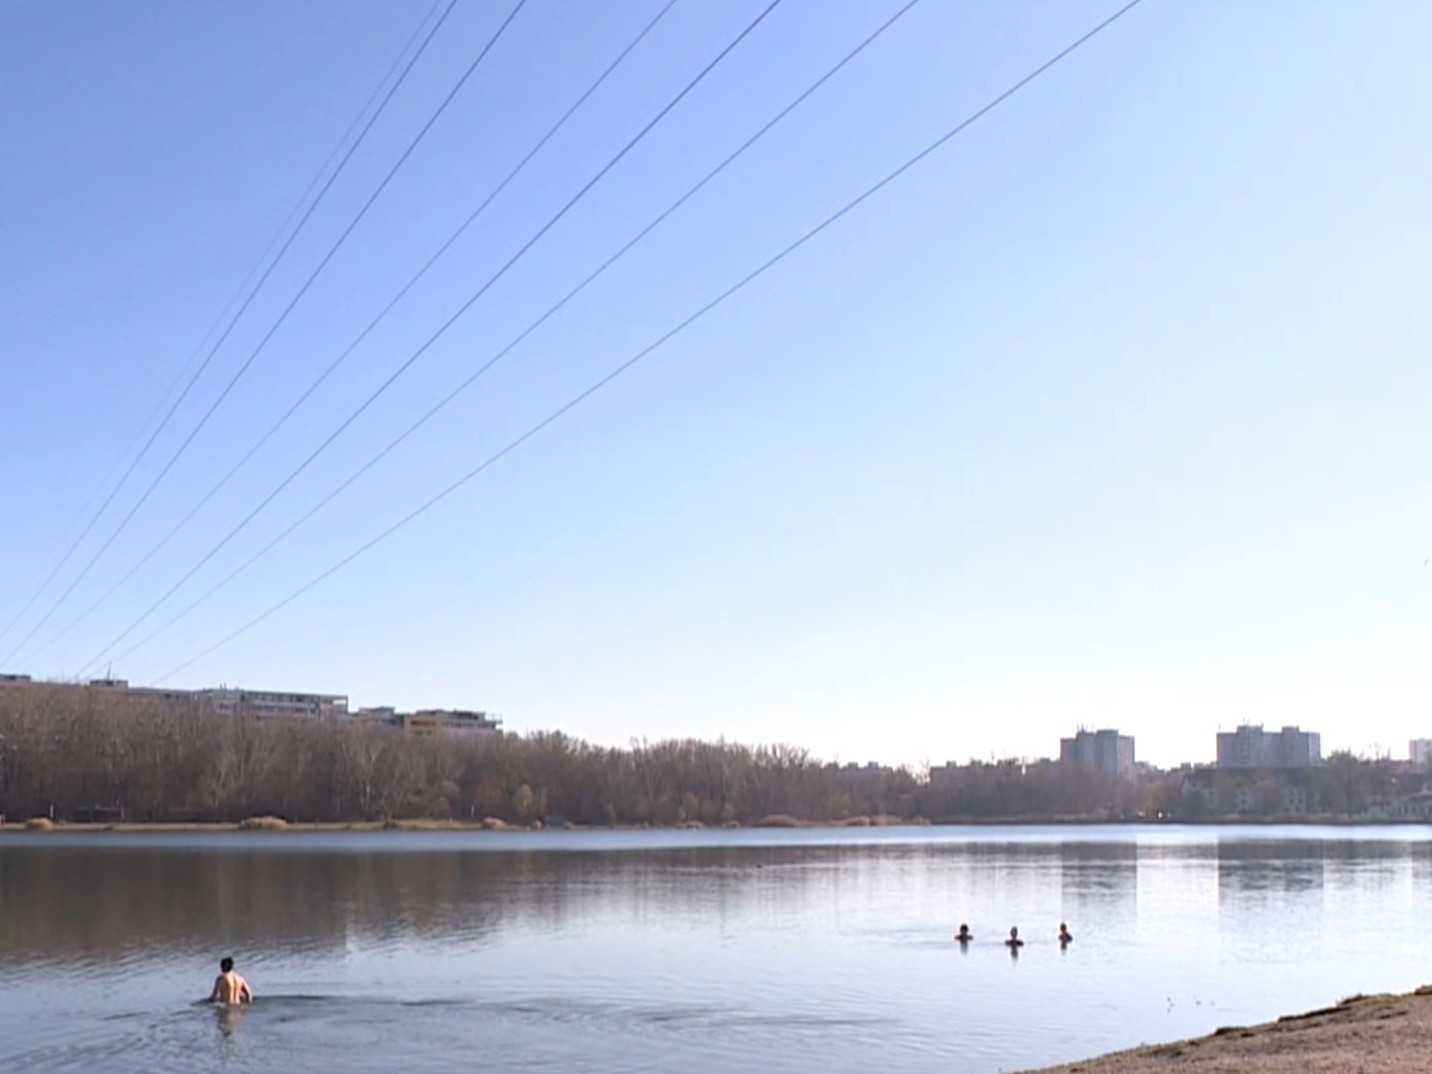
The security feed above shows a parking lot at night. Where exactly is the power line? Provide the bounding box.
[5,0,472,666]
[101,0,925,672]
[32,0,680,664]
[0,0,447,657]
[1,0,517,669]
[76,0,785,676]
[150,0,1147,687]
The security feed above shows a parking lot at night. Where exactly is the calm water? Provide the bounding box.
[2,825,1430,1073]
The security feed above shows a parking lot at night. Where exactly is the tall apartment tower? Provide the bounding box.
[1059,728,1136,779]
[1215,725,1322,769]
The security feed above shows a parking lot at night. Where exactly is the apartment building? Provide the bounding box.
[1059,728,1136,779]
[1216,724,1322,769]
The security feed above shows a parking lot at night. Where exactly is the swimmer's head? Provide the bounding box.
[1009,926,1019,939]
[220,957,234,973]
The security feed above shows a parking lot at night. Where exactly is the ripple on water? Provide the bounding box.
[3,992,924,1074]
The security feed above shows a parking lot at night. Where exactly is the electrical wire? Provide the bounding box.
[1,0,519,668]
[31,0,680,663]
[149,0,1147,687]
[0,0,445,656]
[75,0,785,675]
[98,0,924,672]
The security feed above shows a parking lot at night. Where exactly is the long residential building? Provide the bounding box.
[354,706,501,737]
[2,674,200,706]
[0,672,499,736]
[1216,724,1322,769]
[199,686,348,720]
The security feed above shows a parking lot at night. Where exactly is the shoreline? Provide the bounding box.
[2,816,1430,834]
[1020,987,1432,1073]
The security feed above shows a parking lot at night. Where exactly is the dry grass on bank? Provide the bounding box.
[1024,987,1432,1073]
[753,814,805,828]
[237,816,289,832]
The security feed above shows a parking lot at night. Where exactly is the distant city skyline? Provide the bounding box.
[6,665,1424,771]
[2,2,1429,769]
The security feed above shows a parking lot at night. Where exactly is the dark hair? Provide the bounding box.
[220,957,234,973]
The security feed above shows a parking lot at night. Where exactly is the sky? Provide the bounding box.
[1,0,1428,769]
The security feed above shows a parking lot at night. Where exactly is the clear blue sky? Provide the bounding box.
[2,1,1428,768]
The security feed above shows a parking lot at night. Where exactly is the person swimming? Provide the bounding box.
[1058,922,1073,944]
[208,957,254,1006]
[1005,926,1024,948]
[955,923,973,943]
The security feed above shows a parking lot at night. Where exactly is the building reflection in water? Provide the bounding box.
[1216,838,1327,903]
[1059,840,1138,938]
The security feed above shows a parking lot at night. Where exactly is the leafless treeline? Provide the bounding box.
[924,758,1143,820]
[0,684,924,823]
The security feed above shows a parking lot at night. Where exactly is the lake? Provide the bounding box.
[2,825,1430,1073]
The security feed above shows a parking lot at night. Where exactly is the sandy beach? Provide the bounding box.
[1023,987,1432,1073]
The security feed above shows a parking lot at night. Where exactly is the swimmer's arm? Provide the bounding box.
[207,977,223,1003]
[240,977,254,1003]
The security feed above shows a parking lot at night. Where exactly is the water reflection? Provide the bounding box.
[1216,838,1327,901]
[0,849,519,965]
[4,839,1144,966]
[1060,840,1138,931]
[7,831,1424,967]
[214,1005,243,1040]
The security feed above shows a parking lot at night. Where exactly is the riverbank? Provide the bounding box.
[3,815,1428,834]
[0,814,917,834]
[0,818,549,834]
[1024,987,1432,1073]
